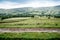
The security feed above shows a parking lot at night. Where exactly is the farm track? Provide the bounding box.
[0,28,60,32]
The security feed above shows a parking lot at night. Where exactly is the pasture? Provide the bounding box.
[0,17,60,28]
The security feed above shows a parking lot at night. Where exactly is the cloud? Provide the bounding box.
[0,1,60,9]
[0,1,19,9]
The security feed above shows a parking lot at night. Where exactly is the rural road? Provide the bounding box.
[0,28,60,32]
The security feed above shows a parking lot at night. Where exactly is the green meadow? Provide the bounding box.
[0,32,60,40]
[0,17,60,28]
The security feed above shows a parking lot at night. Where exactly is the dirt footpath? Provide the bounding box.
[0,28,60,32]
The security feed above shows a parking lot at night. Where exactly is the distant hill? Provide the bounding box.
[0,5,60,19]
[54,5,60,7]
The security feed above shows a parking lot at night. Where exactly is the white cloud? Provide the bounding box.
[0,1,19,9]
[0,1,60,9]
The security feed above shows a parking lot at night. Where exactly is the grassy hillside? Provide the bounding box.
[0,17,60,28]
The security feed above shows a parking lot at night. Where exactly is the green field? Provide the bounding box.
[0,32,60,40]
[0,17,60,28]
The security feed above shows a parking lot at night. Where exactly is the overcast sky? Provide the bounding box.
[0,0,60,9]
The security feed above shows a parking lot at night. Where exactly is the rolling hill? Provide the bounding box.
[0,5,60,19]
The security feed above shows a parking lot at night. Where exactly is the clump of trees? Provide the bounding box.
[54,11,60,18]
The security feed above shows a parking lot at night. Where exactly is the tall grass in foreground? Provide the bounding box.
[0,32,60,39]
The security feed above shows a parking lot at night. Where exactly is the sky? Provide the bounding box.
[0,0,60,9]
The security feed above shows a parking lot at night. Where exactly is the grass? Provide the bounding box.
[0,32,60,39]
[0,17,60,28]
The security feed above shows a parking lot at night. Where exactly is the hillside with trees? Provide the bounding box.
[0,5,60,20]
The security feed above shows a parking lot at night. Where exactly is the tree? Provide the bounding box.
[48,14,51,19]
[31,15,34,18]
